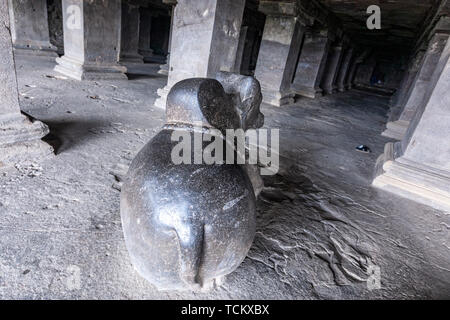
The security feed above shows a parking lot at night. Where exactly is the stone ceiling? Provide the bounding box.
[316,0,440,50]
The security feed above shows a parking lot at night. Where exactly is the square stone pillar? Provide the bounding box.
[336,46,354,92]
[54,0,127,81]
[8,0,57,57]
[120,0,144,64]
[373,36,450,211]
[158,1,176,76]
[344,48,368,90]
[291,28,330,99]
[154,0,245,109]
[253,1,312,106]
[320,42,343,95]
[138,7,153,62]
[382,19,450,140]
[0,1,53,168]
[382,49,426,139]
[233,26,249,73]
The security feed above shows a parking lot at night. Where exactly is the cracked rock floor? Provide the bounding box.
[0,56,448,299]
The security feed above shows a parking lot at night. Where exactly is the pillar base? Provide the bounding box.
[261,89,294,107]
[158,63,169,75]
[291,85,322,99]
[373,142,450,212]
[54,55,128,81]
[337,85,347,92]
[119,53,144,64]
[381,120,409,140]
[13,41,58,58]
[322,85,334,95]
[138,49,155,63]
[0,114,53,169]
[154,85,171,109]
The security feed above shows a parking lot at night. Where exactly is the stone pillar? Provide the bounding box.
[138,7,153,62]
[120,0,144,64]
[336,46,354,92]
[54,0,127,81]
[382,18,450,140]
[158,1,176,76]
[320,42,343,95]
[8,0,57,57]
[291,28,330,98]
[254,1,312,106]
[382,49,426,139]
[233,26,248,73]
[154,0,245,109]
[373,35,450,211]
[0,0,53,168]
[344,48,367,90]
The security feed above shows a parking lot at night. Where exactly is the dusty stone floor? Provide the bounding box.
[0,56,448,299]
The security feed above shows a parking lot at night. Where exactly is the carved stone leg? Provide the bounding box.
[0,1,53,169]
[291,29,330,99]
[373,36,450,212]
[154,0,246,109]
[8,0,57,57]
[54,0,127,80]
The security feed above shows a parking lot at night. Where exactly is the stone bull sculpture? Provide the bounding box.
[120,72,264,291]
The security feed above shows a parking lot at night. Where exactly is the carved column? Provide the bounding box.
[336,46,354,92]
[54,0,127,80]
[0,1,53,168]
[344,48,367,90]
[373,35,450,211]
[320,41,343,95]
[120,0,144,64]
[138,7,153,62]
[382,49,426,139]
[291,28,330,98]
[233,26,249,73]
[158,0,177,76]
[382,18,450,140]
[254,1,311,106]
[154,0,245,109]
[7,0,57,57]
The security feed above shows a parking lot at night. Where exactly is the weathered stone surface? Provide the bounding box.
[154,0,245,109]
[121,75,265,291]
[0,0,53,168]
[54,0,127,80]
[374,36,450,211]
[120,1,144,64]
[291,29,330,98]
[8,0,57,57]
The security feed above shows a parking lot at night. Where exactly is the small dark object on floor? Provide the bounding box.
[356,144,371,153]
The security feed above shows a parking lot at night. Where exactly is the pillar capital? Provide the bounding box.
[431,16,450,35]
[258,1,315,25]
